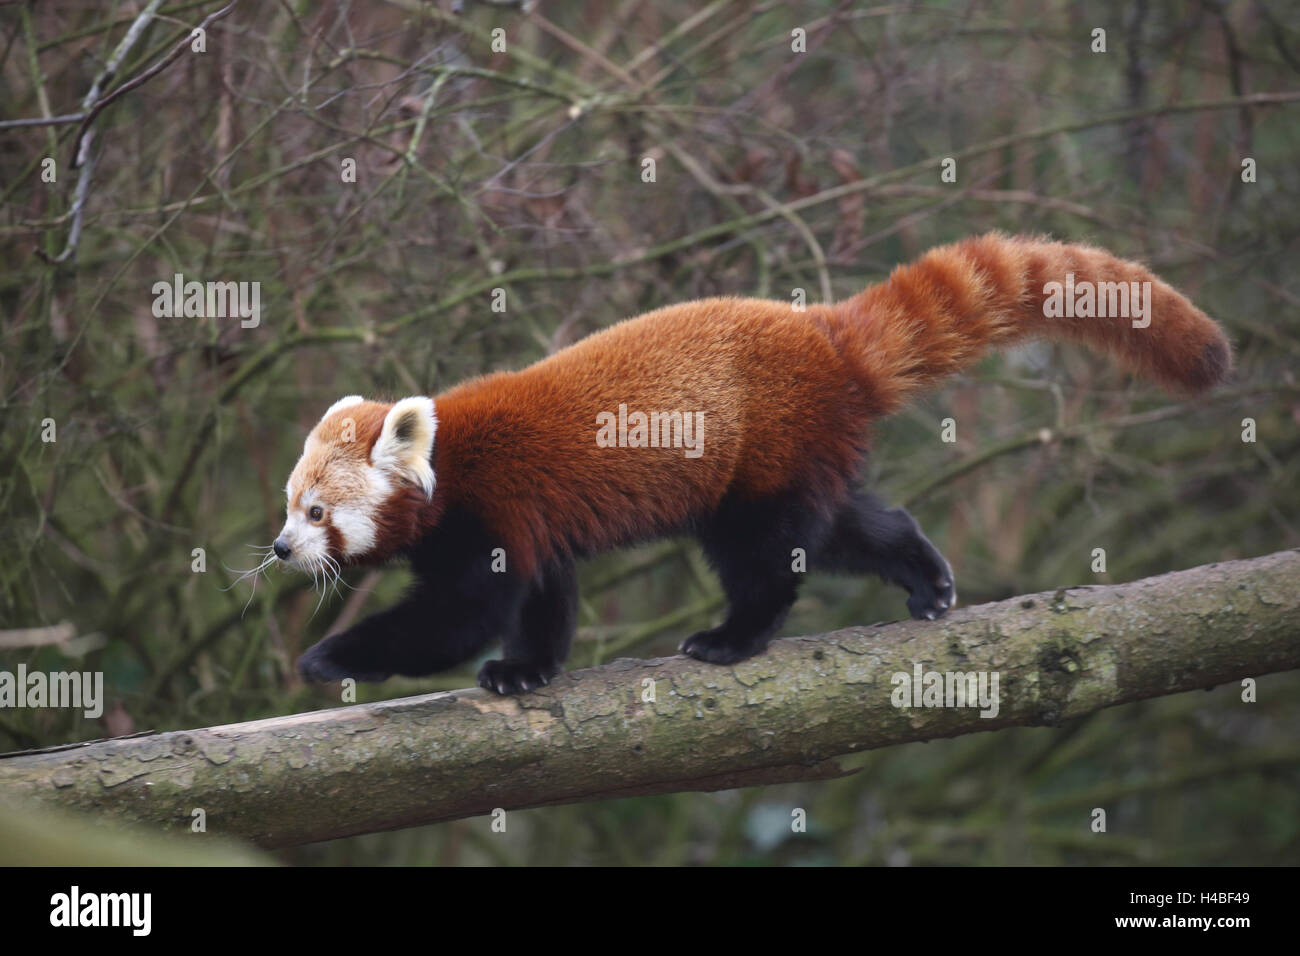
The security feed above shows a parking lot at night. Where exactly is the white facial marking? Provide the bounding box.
[277,460,394,569]
[276,395,437,573]
[277,488,329,570]
[329,466,391,556]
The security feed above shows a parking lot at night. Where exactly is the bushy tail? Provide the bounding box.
[829,233,1231,416]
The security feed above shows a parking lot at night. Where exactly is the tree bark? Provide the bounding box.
[1,550,1296,849]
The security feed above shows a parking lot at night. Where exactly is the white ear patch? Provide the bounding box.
[371,396,437,499]
[322,394,364,421]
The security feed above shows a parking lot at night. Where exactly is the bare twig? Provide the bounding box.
[0,113,86,130]
[35,0,167,264]
[69,1,240,169]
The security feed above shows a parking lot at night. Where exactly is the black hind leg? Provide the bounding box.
[478,558,577,695]
[683,493,828,665]
[812,490,955,620]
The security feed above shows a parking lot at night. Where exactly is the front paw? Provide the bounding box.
[906,562,957,621]
[477,659,559,696]
[680,626,767,665]
[297,637,392,684]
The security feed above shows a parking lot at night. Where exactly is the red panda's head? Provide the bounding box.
[273,395,437,572]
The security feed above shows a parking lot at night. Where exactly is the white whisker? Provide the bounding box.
[221,547,281,618]
[308,556,329,619]
[321,553,352,601]
[221,551,278,592]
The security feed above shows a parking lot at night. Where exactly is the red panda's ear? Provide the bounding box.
[372,396,437,498]
[322,394,364,420]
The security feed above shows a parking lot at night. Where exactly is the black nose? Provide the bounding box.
[273,538,292,560]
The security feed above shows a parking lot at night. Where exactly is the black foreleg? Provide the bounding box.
[298,506,530,684]
[478,558,578,695]
[297,575,527,683]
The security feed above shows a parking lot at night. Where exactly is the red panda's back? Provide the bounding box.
[434,298,872,567]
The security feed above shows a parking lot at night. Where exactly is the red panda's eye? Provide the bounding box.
[309,506,323,521]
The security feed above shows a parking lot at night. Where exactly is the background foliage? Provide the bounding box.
[1,0,1298,865]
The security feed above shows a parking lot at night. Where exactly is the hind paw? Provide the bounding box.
[907,566,957,621]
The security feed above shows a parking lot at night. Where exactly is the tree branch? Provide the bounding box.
[68,1,240,169]
[0,550,1296,849]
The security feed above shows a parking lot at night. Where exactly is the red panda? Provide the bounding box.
[277,233,1231,695]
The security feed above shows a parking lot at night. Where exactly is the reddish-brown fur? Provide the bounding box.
[335,233,1230,575]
